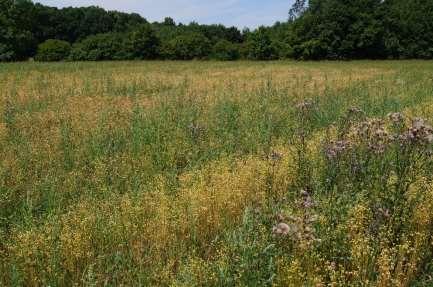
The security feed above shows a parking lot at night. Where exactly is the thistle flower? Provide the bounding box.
[377,207,390,219]
[388,112,404,124]
[368,142,387,155]
[398,117,433,145]
[300,191,315,209]
[272,190,318,246]
[300,189,309,196]
[324,140,351,159]
[272,223,291,237]
[412,117,427,130]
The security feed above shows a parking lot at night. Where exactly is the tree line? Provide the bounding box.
[1,0,432,62]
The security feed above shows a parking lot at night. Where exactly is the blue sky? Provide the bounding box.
[36,0,294,29]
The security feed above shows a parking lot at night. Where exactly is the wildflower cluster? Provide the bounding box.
[322,109,433,249]
[357,119,389,154]
[324,140,351,160]
[323,109,433,186]
[327,110,427,158]
[273,190,319,250]
[399,117,433,146]
[293,99,317,190]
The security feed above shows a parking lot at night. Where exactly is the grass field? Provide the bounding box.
[1,61,433,286]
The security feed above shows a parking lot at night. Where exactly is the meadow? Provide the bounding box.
[0,60,433,286]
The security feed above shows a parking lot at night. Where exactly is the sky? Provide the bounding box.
[36,0,294,29]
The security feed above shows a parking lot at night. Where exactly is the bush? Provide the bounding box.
[293,39,328,60]
[69,33,131,61]
[245,27,276,60]
[0,43,15,62]
[0,0,36,61]
[127,24,160,59]
[211,40,240,61]
[35,39,71,62]
[270,40,293,59]
[162,32,211,60]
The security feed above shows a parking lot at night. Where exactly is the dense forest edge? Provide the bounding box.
[1,0,433,62]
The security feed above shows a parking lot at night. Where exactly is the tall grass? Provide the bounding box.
[0,60,432,286]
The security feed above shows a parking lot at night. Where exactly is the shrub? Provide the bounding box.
[69,33,131,61]
[127,24,160,59]
[211,40,240,61]
[271,40,293,59]
[245,27,277,60]
[0,43,15,62]
[35,39,71,62]
[293,39,328,60]
[161,32,211,60]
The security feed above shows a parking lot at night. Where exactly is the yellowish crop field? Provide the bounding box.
[1,61,433,286]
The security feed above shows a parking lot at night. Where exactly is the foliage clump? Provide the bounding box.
[69,33,129,61]
[211,40,240,61]
[162,32,211,60]
[35,39,71,62]
[2,0,433,61]
[127,24,160,60]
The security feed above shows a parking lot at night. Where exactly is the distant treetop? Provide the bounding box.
[1,0,432,61]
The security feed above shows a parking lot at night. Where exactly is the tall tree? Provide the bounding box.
[290,0,385,59]
[289,0,308,21]
[246,27,276,60]
[128,24,160,59]
[0,0,36,60]
[382,0,433,59]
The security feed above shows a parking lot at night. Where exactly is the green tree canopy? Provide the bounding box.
[1,0,433,61]
[162,32,211,60]
[35,39,71,61]
[212,40,240,61]
[246,27,276,60]
[290,0,384,59]
[69,33,130,61]
[128,24,160,59]
[0,0,36,61]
